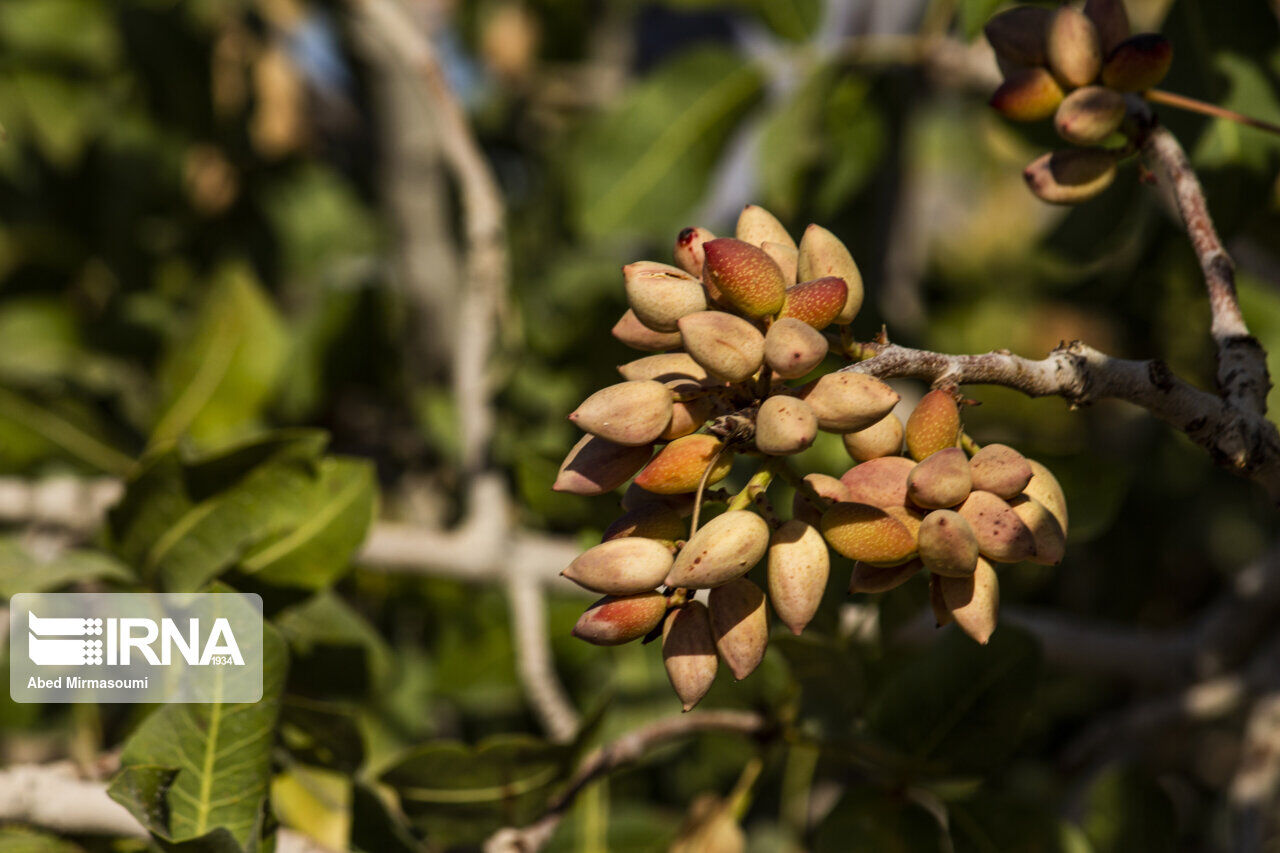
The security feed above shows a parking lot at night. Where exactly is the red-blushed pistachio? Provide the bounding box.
[801,372,900,433]
[674,226,716,278]
[767,519,830,635]
[563,537,674,595]
[554,434,653,496]
[849,558,923,594]
[761,241,798,286]
[929,574,953,627]
[570,379,673,446]
[796,224,862,324]
[936,557,1000,644]
[1047,6,1102,88]
[755,396,818,456]
[842,413,904,462]
[1024,459,1069,536]
[572,591,669,645]
[969,443,1033,500]
[702,238,787,318]
[1009,495,1066,565]
[612,309,683,352]
[841,455,915,509]
[1054,85,1126,145]
[764,317,828,379]
[777,277,848,329]
[905,389,960,461]
[917,509,980,578]
[621,482,698,516]
[1084,0,1130,55]
[708,578,769,680]
[957,490,1036,563]
[618,353,708,383]
[603,503,686,545]
[792,473,850,527]
[983,6,1052,67]
[665,509,770,589]
[736,204,795,250]
[1024,148,1117,204]
[634,434,732,495]
[907,447,972,509]
[1101,33,1172,92]
[624,261,707,332]
[662,383,715,440]
[662,601,718,711]
[990,67,1065,122]
[677,311,765,383]
[821,502,917,566]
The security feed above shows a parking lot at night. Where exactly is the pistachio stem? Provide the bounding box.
[773,461,833,514]
[725,463,778,513]
[689,443,730,537]
[1145,89,1280,138]
[959,431,982,456]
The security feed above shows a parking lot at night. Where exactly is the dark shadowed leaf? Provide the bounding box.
[0,537,133,598]
[814,785,947,852]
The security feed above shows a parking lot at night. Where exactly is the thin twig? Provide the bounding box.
[1146,89,1280,137]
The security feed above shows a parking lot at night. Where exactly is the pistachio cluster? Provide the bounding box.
[554,205,1067,710]
[986,0,1172,204]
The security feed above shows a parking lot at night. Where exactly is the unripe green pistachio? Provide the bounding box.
[603,503,686,546]
[761,241,798,286]
[563,537,674,595]
[957,490,1036,563]
[1101,33,1172,92]
[821,502,918,567]
[1009,494,1066,566]
[936,557,1000,644]
[841,413,904,462]
[969,443,1033,500]
[849,558,923,594]
[634,434,732,495]
[624,261,707,332]
[674,226,716,278]
[702,238,788,318]
[1047,6,1102,88]
[796,224,862,324]
[1023,458,1069,536]
[570,379,674,446]
[736,204,795,250]
[983,6,1051,67]
[791,473,850,527]
[572,591,669,646]
[767,519,830,635]
[709,578,769,680]
[662,601,718,711]
[1055,85,1126,144]
[665,509,770,589]
[840,455,914,509]
[554,434,653,496]
[917,509,980,578]
[777,277,849,329]
[677,311,765,383]
[1084,0,1131,56]
[755,395,818,456]
[907,447,973,509]
[1023,148,1117,205]
[801,372,900,433]
[763,317,828,379]
[612,309,683,352]
[618,352,708,383]
[905,389,961,461]
[990,67,1065,122]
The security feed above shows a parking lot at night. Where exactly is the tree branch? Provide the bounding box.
[1142,124,1271,416]
[842,340,1280,501]
[484,710,770,852]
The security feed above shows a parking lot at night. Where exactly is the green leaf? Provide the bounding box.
[279,696,366,773]
[350,782,421,853]
[1193,53,1280,173]
[568,48,762,239]
[747,0,822,42]
[815,77,886,216]
[0,537,133,598]
[1080,765,1175,853]
[380,735,573,845]
[0,825,88,853]
[276,590,394,697]
[0,385,134,474]
[108,623,287,852]
[813,786,947,852]
[756,66,830,218]
[152,263,289,449]
[866,626,1041,775]
[951,794,1093,853]
[0,0,119,68]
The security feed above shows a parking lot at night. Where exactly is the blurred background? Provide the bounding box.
[0,0,1279,850]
